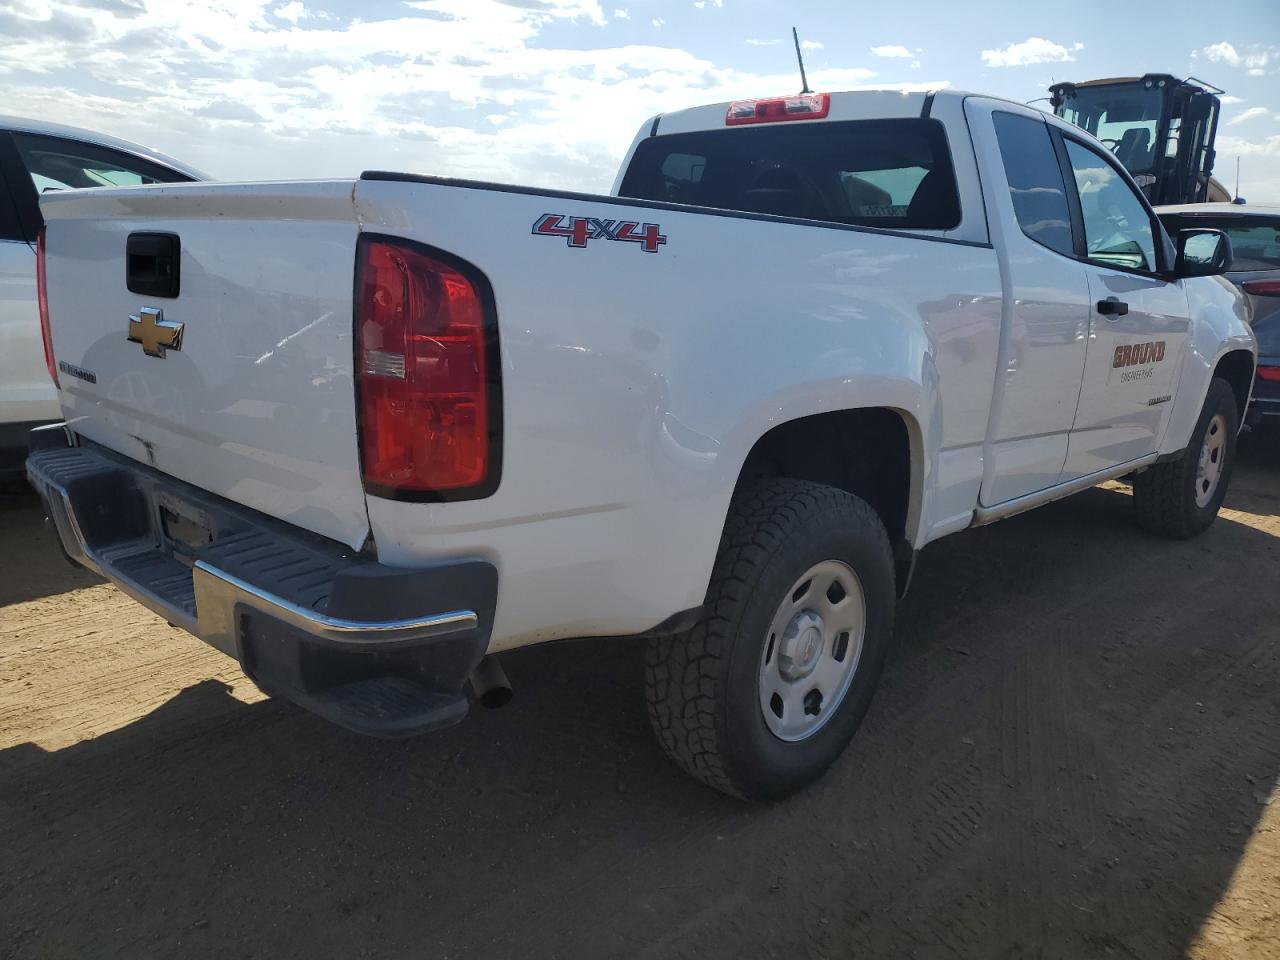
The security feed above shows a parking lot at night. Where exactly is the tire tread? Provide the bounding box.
[1132,378,1237,540]
[643,479,890,799]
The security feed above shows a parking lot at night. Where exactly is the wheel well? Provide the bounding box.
[1214,350,1256,418]
[735,409,913,547]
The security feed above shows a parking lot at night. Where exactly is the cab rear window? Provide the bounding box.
[618,118,961,231]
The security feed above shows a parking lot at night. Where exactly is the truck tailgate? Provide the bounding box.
[40,181,369,550]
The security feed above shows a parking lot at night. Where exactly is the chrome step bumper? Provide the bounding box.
[26,433,497,737]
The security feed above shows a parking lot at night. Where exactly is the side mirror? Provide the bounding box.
[1175,228,1232,278]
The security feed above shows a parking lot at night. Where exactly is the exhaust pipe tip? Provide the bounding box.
[470,655,512,709]
[479,686,513,710]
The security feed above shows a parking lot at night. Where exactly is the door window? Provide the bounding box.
[1064,139,1158,272]
[991,112,1074,257]
[12,133,190,195]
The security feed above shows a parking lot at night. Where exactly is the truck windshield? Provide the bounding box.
[1055,84,1164,174]
[617,118,961,231]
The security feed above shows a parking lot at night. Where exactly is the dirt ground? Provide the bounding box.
[2,435,1278,960]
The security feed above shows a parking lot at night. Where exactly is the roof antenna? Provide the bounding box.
[792,26,812,94]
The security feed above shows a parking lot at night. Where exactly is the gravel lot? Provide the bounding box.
[2,432,1278,959]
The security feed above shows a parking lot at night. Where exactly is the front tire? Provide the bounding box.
[644,479,896,801]
[1133,377,1239,539]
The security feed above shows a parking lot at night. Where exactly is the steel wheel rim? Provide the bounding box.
[757,559,866,742]
[1195,413,1228,508]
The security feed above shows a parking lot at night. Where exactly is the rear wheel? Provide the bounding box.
[644,479,895,801]
[1133,377,1239,539]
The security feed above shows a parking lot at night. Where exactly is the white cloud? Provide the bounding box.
[1200,41,1241,65]
[271,1,306,23]
[870,45,912,58]
[981,37,1082,67]
[1227,107,1271,126]
[1220,95,1245,105]
[651,17,664,27]
[746,38,780,46]
[1197,41,1277,72]
[1216,134,1280,158]
[1199,135,1280,200]
[800,40,823,51]
[910,60,920,70]
[0,0,938,195]
[612,7,629,19]
[693,0,724,7]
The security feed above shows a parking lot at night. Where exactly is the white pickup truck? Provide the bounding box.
[28,90,1255,801]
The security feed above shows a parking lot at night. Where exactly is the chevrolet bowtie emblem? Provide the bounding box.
[128,306,184,358]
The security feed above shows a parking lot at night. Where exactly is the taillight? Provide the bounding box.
[1258,366,1280,382]
[355,236,500,499]
[726,92,829,126]
[1242,279,1280,297]
[36,227,59,388]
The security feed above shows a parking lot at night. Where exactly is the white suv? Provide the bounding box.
[0,116,202,475]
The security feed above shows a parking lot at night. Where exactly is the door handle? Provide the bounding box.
[1096,296,1129,318]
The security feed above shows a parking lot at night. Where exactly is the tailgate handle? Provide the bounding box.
[126,232,181,298]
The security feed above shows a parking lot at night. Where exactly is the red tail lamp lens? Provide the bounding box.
[1242,279,1280,298]
[356,238,498,496]
[37,227,59,388]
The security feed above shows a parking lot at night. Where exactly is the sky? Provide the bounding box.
[1,0,1278,199]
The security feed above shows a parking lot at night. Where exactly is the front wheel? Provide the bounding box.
[1132,377,1239,539]
[644,479,896,801]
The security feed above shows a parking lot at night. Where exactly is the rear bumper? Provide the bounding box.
[25,431,497,737]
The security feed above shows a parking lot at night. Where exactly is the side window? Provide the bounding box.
[654,152,705,205]
[11,133,191,195]
[1063,138,1158,273]
[991,112,1074,257]
[841,166,930,218]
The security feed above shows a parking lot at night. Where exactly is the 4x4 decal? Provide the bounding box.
[532,214,667,254]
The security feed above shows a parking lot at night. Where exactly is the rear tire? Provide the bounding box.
[644,479,895,801]
[1132,377,1238,539]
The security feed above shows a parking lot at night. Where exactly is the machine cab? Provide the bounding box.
[1049,74,1225,206]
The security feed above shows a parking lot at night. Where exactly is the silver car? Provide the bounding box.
[0,116,204,474]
